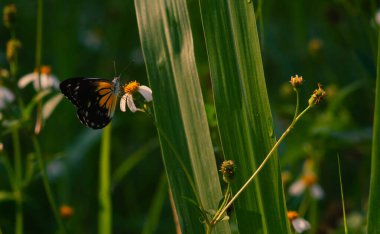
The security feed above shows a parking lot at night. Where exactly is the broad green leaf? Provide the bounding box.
[198,1,291,233]
[134,0,231,233]
[367,31,380,232]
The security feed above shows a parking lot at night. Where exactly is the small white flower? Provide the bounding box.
[18,66,59,91]
[289,159,324,200]
[120,81,152,113]
[310,183,324,199]
[289,179,306,196]
[0,86,15,109]
[288,211,311,233]
[292,217,311,233]
[288,174,324,200]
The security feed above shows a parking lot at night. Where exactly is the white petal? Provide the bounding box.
[138,85,152,102]
[120,94,127,112]
[50,75,60,89]
[292,218,311,233]
[126,94,137,112]
[0,87,14,109]
[288,180,306,196]
[32,74,59,90]
[311,184,324,200]
[0,87,14,101]
[18,73,37,88]
[42,94,63,120]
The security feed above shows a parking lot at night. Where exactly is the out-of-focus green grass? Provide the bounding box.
[0,0,377,233]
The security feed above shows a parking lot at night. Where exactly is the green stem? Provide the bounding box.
[337,155,348,234]
[212,105,312,224]
[212,184,230,221]
[11,128,23,234]
[98,124,112,234]
[35,0,43,70]
[206,224,213,234]
[34,0,44,134]
[32,136,66,234]
[292,88,300,123]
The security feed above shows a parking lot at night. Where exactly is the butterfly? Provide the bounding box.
[60,77,121,129]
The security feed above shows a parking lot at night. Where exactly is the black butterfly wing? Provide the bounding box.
[60,77,118,129]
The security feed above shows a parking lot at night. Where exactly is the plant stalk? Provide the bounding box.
[213,105,312,223]
[11,128,23,234]
[32,136,66,233]
[98,124,112,234]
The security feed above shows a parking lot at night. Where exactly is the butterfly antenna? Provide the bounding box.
[119,61,135,80]
[113,60,117,77]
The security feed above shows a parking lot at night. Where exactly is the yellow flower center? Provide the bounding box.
[302,174,317,186]
[60,205,74,219]
[123,81,140,94]
[287,211,299,221]
[34,65,51,75]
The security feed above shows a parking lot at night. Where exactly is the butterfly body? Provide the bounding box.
[60,77,120,129]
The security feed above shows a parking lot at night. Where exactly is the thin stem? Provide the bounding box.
[213,105,312,223]
[337,155,348,234]
[98,124,112,234]
[292,88,300,123]
[212,184,230,221]
[35,0,43,70]
[1,150,16,190]
[34,0,44,134]
[11,128,23,234]
[32,136,66,234]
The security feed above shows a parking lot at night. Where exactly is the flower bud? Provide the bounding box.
[289,75,303,88]
[308,83,326,106]
[220,160,236,184]
[3,4,16,29]
[6,39,21,62]
[60,205,74,219]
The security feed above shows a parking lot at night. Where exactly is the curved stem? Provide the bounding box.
[32,136,66,233]
[212,105,312,223]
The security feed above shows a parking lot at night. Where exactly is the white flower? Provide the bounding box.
[288,174,324,200]
[120,81,152,112]
[292,217,311,233]
[18,66,59,91]
[288,211,311,233]
[289,159,324,200]
[0,86,14,109]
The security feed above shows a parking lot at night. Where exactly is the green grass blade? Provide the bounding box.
[337,155,347,234]
[111,138,159,190]
[367,30,380,232]
[134,0,231,232]
[98,124,112,234]
[198,1,290,233]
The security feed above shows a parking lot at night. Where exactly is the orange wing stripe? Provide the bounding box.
[99,93,111,107]
[97,81,112,89]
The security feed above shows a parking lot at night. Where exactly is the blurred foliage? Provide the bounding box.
[0,0,378,233]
